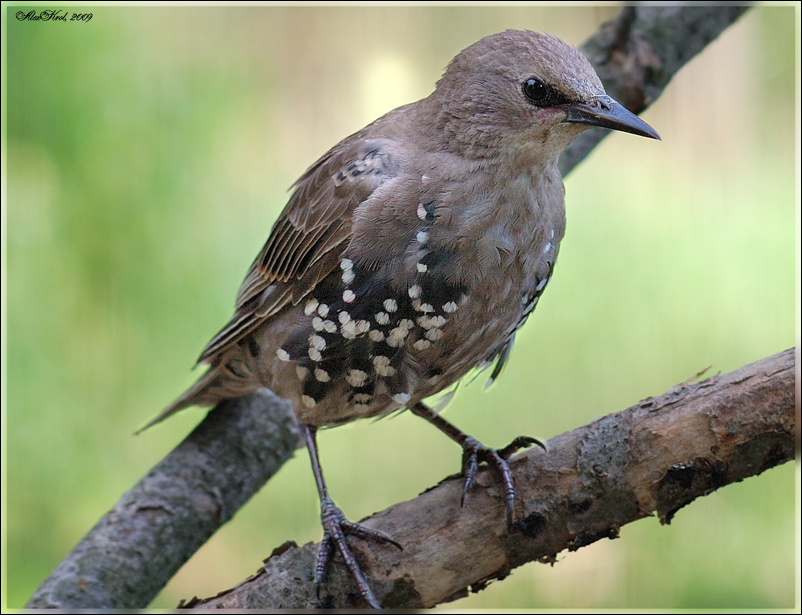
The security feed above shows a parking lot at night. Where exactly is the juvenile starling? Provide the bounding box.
[145,29,659,607]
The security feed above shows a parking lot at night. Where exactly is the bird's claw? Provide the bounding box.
[460,435,542,526]
[316,496,401,608]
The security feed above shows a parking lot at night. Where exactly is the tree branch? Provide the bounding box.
[27,5,758,610]
[181,348,796,609]
[26,390,302,609]
[559,4,750,174]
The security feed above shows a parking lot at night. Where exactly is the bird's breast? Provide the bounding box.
[269,166,565,426]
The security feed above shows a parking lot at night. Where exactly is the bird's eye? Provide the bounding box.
[522,78,548,104]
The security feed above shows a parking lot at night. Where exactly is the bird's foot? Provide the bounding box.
[316,495,402,608]
[460,435,545,526]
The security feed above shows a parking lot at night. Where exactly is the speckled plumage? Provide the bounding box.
[146,30,658,607]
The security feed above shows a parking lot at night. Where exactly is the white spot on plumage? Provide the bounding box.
[346,369,369,388]
[309,335,326,351]
[375,311,390,325]
[413,339,432,351]
[412,298,433,313]
[340,259,355,284]
[416,262,428,273]
[296,365,309,379]
[369,329,385,342]
[373,355,396,376]
[383,298,398,312]
[416,203,427,220]
[416,230,429,245]
[340,320,358,339]
[308,347,322,362]
[443,301,459,313]
[354,393,372,404]
[417,315,446,329]
[535,277,549,292]
[425,328,443,341]
[317,303,329,317]
[302,395,316,408]
[304,299,319,315]
[376,364,397,377]
[277,348,290,362]
[386,334,406,348]
[338,311,351,324]
[314,368,330,382]
[343,289,356,303]
[387,319,414,347]
[408,285,422,299]
[392,392,411,405]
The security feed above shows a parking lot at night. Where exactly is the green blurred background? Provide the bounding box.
[4,4,798,610]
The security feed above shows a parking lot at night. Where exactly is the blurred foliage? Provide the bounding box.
[3,5,798,610]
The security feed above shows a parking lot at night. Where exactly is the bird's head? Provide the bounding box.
[428,29,660,162]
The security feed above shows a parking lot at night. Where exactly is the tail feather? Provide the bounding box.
[136,364,258,434]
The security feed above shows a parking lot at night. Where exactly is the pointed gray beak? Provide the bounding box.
[563,95,660,140]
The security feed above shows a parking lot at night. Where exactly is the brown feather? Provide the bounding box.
[197,138,401,365]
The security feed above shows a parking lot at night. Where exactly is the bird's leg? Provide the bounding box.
[410,402,545,527]
[301,424,401,608]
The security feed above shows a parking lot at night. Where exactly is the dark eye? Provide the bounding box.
[522,78,548,104]
[521,77,571,108]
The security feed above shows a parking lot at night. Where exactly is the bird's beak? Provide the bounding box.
[563,95,660,140]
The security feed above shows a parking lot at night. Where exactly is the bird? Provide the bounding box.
[143,29,659,608]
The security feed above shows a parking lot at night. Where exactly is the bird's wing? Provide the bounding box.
[198,138,402,363]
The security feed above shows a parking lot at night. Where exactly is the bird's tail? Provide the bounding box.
[136,362,258,433]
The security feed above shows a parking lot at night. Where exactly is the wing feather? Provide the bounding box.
[198,138,402,363]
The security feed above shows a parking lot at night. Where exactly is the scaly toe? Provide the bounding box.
[459,434,541,526]
[316,496,400,608]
